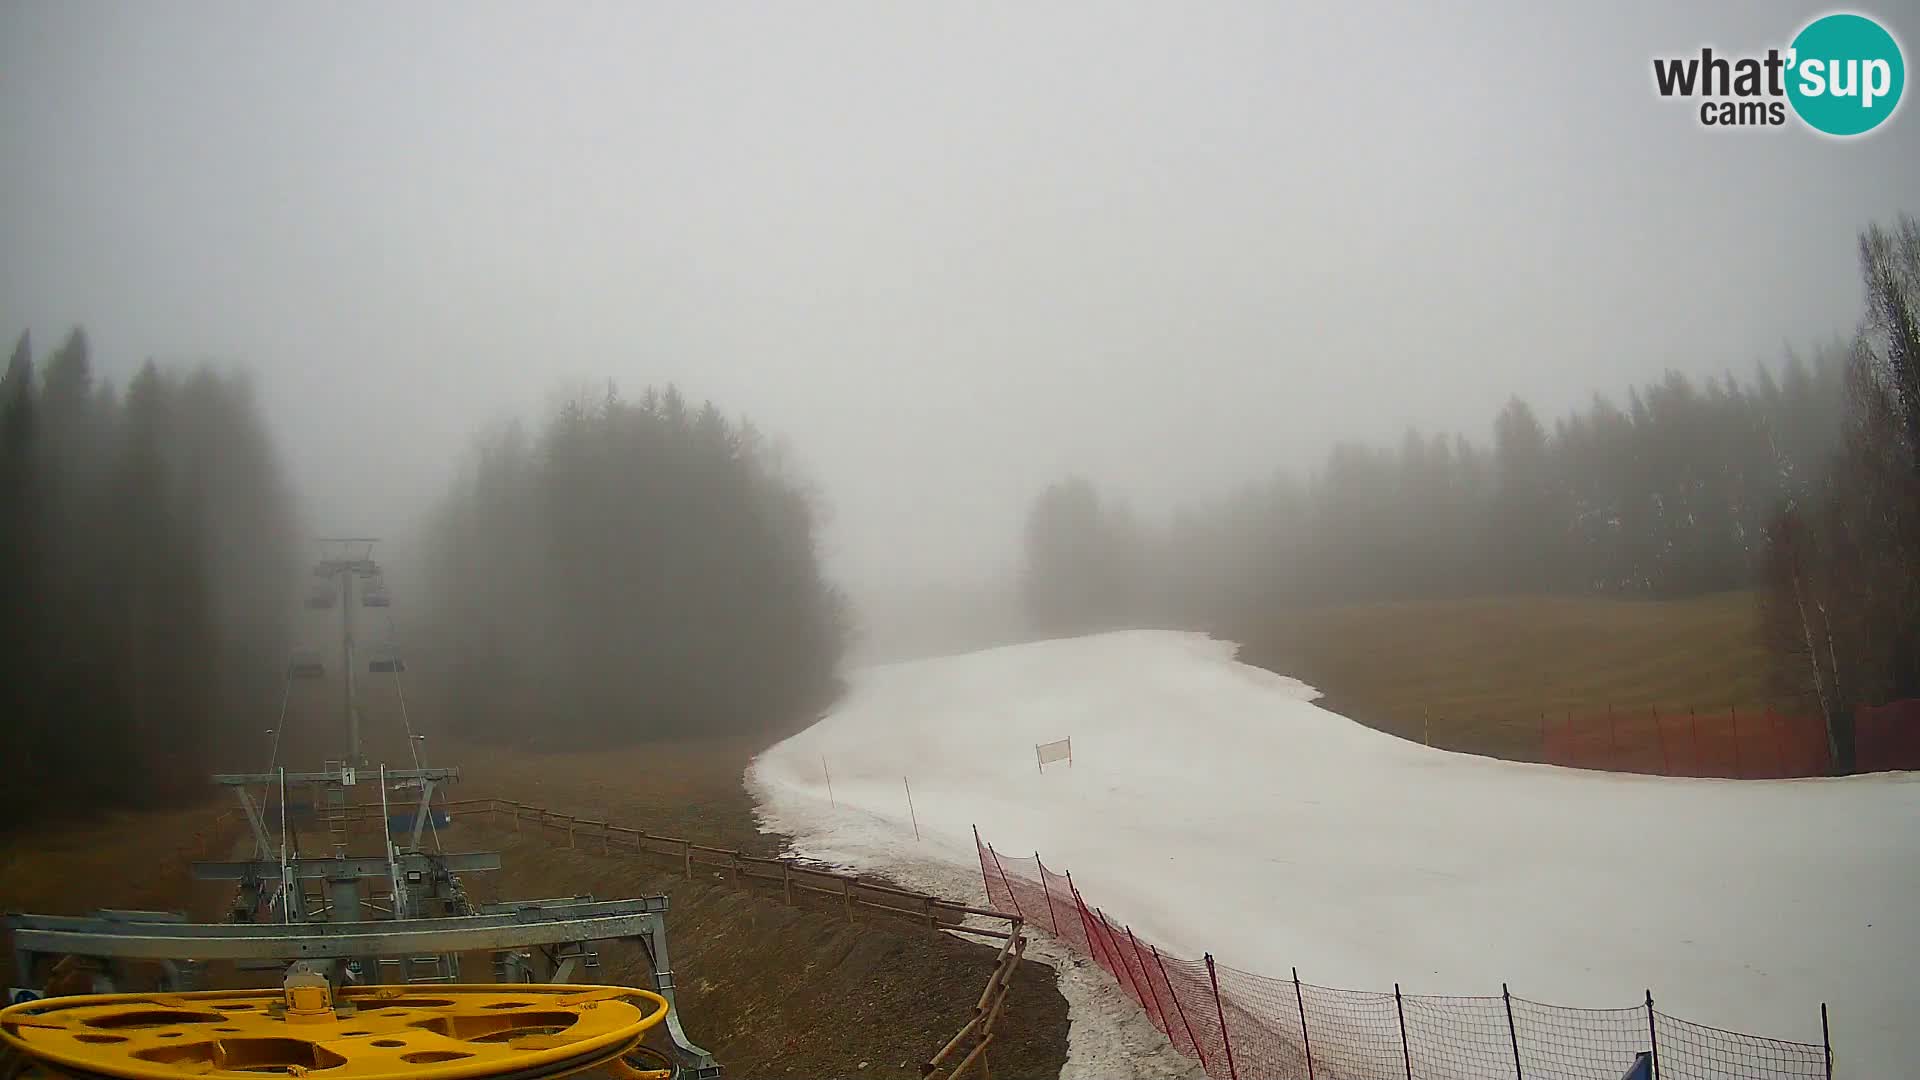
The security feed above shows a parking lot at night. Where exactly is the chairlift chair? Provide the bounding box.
[362,585,391,607]
[288,647,325,678]
[368,642,405,673]
[304,583,336,610]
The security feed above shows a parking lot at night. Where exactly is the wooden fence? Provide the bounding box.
[405,796,1028,1079]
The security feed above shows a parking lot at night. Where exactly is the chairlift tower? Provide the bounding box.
[313,538,382,766]
[0,538,723,1078]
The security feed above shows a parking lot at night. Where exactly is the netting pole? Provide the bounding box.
[1645,990,1661,1080]
[1205,954,1239,1080]
[1653,705,1670,774]
[822,755,834,807]
[1128,926,1170,1036]
[1394,983,1412,1080]
[1151,943,1208,1074]
[1099,908,1148,1007]
[1688,707,1701,775]
[904,775,920,840]
[1822,1003,1833,1080]
[974,825,986,894]
[1293,967,1315,1080]
[1068,873,1116,974]
[1502,983,1522,1080]
[987,844,1023,921]
[1036,852,1062,934]
[1731,706,1743,777]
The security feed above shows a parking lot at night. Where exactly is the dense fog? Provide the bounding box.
[2,4,1917,804]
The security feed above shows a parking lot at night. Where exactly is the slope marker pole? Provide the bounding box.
[1205,954,1239,1080]
[904,775,920,840]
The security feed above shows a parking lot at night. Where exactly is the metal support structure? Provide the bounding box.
[6,896,719,1076]
[193,852,501,883]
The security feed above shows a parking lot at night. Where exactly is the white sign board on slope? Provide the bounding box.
[1036,737,1072,771]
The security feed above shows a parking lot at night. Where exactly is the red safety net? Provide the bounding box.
[977,830,1830,1080]
[1539,707,1830,778]
[1855,699,1920,773]
[1539,701,1920,778]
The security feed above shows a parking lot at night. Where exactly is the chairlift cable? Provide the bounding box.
[383,608,444,855]
[255,661,295,831]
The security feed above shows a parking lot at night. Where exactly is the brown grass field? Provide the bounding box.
[1227,589,1789,762]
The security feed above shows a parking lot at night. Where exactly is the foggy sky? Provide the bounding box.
[3,2,1915,592]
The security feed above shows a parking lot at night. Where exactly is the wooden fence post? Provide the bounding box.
[683,839,693,880]
[842,875,854,923]
[1205,954,1239,1080]
[782,862,793,906]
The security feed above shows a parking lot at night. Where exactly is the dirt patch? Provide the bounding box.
[463,821,1065,1079]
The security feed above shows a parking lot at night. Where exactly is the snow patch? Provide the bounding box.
[750,629,1919,1078]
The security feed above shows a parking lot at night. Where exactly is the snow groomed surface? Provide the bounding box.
[748,630,1919,1077]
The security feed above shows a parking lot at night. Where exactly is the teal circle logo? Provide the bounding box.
[1787,13,1905,136]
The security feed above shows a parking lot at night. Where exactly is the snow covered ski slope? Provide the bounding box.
[748,630,1919,1077]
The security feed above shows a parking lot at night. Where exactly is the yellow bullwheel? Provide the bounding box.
[0,983,678,1080]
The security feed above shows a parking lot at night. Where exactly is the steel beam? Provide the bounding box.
[190,852,501,882]
[212,768,459,786]
[9,909,666,962]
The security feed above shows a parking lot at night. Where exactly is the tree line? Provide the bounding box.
[1023,354,1847,624]
[1761,216,1920,769]
[1022,215,1918,771]
[0,330,298,822]
[422,384,849,748]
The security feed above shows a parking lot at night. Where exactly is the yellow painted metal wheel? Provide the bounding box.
[0,985,670,1080]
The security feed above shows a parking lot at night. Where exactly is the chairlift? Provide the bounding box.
[362,585,391,607]
[305,583,336,610]
[288,648,325,678]
[367,642,405,673]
